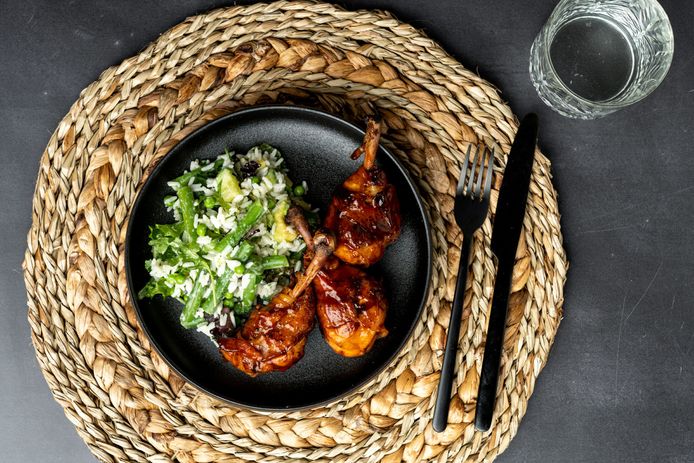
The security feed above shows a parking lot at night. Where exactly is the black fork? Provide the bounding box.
[433,144,495,433]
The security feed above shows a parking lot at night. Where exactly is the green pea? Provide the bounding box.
[196,224,207,236]
[293,184,306,196]
[204,196,216,209]
[234,265,245,275]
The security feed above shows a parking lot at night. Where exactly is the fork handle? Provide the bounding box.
[433,233,473,432]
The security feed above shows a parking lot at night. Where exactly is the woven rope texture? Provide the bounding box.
[24,2,566,462]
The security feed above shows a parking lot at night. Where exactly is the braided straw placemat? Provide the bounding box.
[24,2,567,462]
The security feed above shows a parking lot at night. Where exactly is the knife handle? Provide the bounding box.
[474,257,513,432]
[433,234,473,433]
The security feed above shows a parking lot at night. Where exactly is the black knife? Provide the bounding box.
[474,113,538,432]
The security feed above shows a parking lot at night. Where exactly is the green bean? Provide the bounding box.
[261,255,289,271]
[239,274,260,314]
[173,171,196,187]
[180,272,206,328]
[214,201,265,252]
[232,240,255,262]
[177,186,196,243]
[201,268,234,314]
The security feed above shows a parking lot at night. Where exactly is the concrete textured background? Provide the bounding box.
[1,1,692,461]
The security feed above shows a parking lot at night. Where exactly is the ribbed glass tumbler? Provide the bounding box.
[530,0,673,119]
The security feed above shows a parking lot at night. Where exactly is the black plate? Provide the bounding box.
[125,105,432,410]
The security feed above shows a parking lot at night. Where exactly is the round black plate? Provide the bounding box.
[125,106,432,410]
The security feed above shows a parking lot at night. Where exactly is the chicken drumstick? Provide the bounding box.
[218,231,334,376]
[324,117,401,267]
[288,207,388,357]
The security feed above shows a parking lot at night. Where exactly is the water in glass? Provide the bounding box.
[530,0,673,119]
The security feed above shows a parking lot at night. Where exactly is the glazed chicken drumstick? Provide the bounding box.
[287,207,388,357]
[324,117,402,267]
[218,232,334,376]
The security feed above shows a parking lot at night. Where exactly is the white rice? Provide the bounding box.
[148,145,310,339]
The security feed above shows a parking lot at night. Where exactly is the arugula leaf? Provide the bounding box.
[138,278,174,299]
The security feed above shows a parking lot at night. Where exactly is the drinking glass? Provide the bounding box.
[530,0,674,119]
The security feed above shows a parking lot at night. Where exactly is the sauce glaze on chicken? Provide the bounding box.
[288,206,389,358]
[218,232,333,376]
[324,118,401,267]
[220,116,400,373]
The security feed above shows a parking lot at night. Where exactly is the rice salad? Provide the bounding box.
[138,144,317,340]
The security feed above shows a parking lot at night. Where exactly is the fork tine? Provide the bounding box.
[474,147,487,197]
[465,145,481,197]
[457,144,472,195]
[483,147,495,198]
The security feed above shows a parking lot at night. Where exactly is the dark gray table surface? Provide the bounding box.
[2,1,693,461]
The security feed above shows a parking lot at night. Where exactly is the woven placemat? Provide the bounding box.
[24,2,566,462]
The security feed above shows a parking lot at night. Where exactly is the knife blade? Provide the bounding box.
[474,113,538,432]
